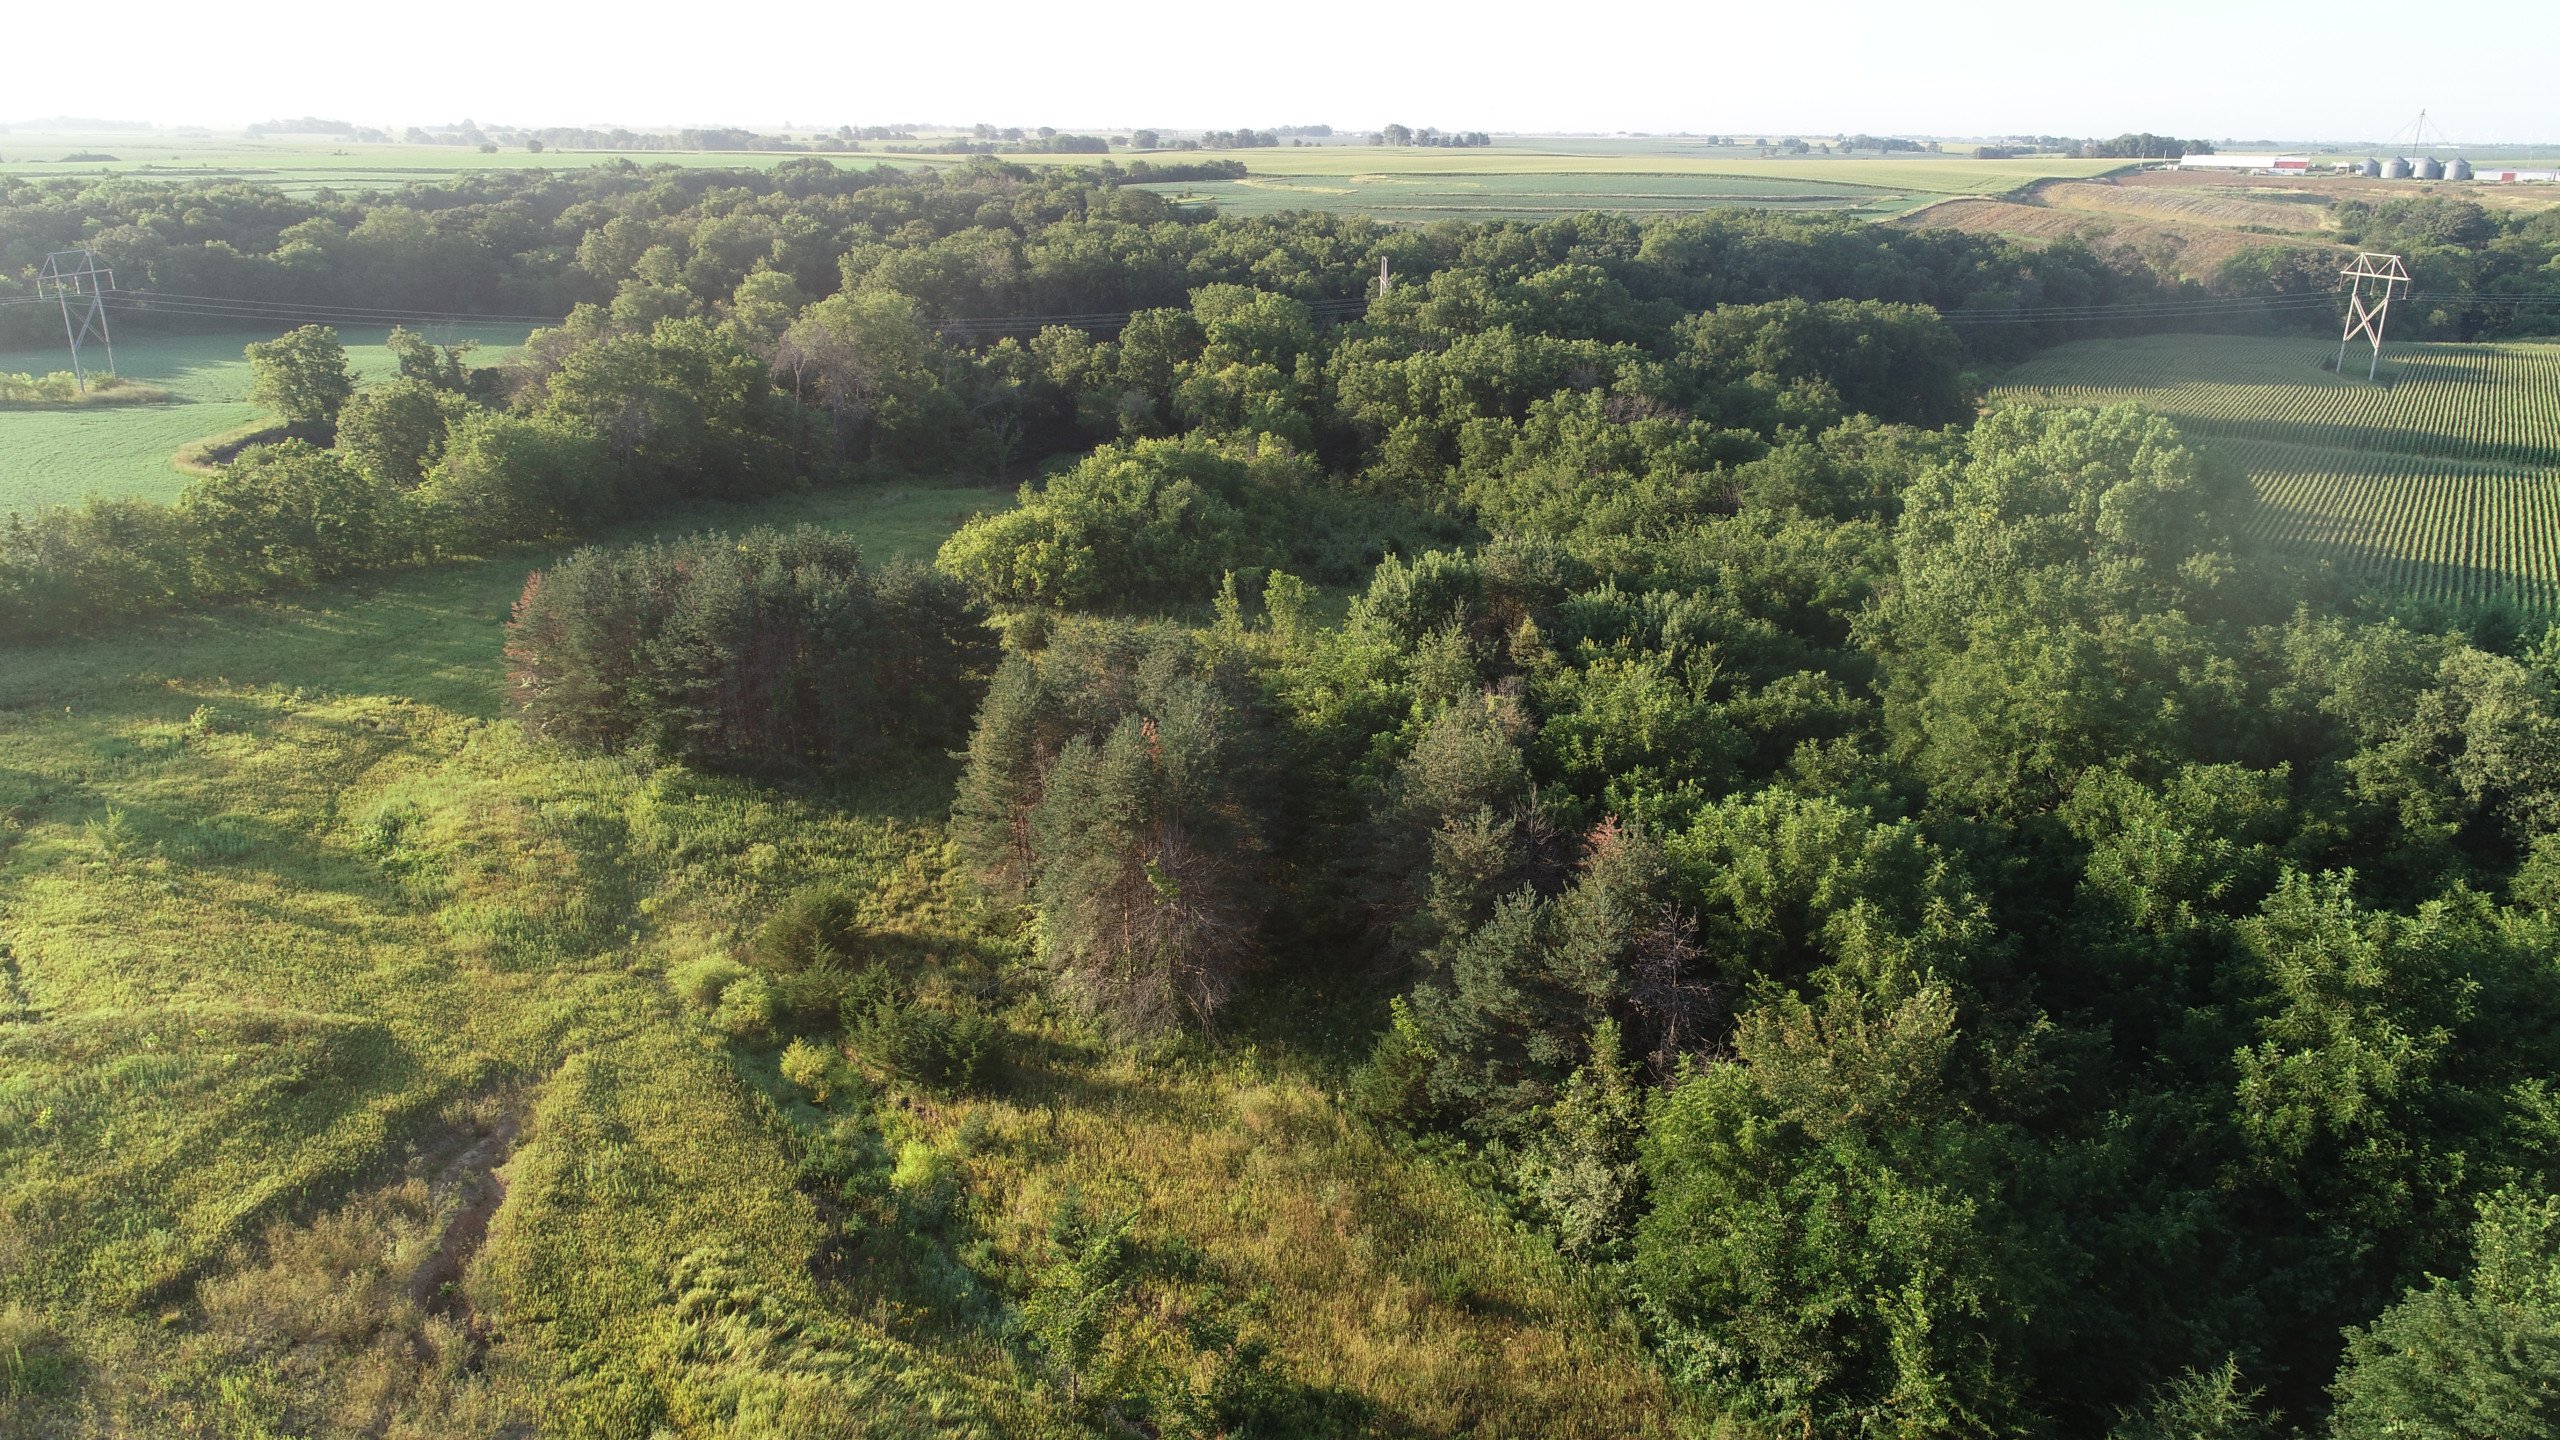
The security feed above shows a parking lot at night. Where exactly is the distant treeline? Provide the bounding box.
[1977,131,2216,159]
[1377,125,1491,147]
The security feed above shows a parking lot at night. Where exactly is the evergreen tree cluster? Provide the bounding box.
[504,525,993,770]
[952,620,1277,1033]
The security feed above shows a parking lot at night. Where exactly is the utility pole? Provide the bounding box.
[2336,252,2410,383]
[34,249,117,392]
[1376,254,1394,297]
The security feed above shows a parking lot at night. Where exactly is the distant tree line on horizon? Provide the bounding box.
[1376,124,1492,147]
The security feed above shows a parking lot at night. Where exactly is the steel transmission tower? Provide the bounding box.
[2336,252,2410,383]
[34,249,118,391]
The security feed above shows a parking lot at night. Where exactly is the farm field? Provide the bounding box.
[1133,169,1930,221]
[0,135,939,195]
[1998,334,2560,611]
[1,130,2123,206]
[0,324,530,510]
[1083,146,2122,192]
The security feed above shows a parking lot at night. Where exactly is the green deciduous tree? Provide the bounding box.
[179,440,393,590]
[334,377,466,487]
[244,324,356,432]
[2330,1187,2560,1440]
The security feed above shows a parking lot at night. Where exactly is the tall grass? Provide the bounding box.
[0,371,169,408]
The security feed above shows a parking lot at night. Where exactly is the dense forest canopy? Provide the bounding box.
[6,153,2560,1438]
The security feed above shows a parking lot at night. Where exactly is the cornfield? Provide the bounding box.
[1998,335,2560,611]
[2232,440,2560,612]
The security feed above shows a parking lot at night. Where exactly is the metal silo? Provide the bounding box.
[2385,157,2413,179]
[2448,157,2474,180]
[2359,157,2382,177]
[2416,157,2445,180]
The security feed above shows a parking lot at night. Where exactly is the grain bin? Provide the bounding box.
[2448,157,2474,180]
[2359,157,2382,177]
[2416,157,2445,180]
[2385,157,2413,179]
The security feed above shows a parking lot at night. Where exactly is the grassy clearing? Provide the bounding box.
[0,325,530,511]
[0,479,1687,1437]
[1997,334,2560,611]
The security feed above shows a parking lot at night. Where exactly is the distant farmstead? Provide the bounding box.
[2177,153,2311,172]
[2175,151,2556,183]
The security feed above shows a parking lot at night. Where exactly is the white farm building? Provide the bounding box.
[2177,153,2311,172]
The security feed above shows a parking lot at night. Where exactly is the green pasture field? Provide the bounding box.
[0,324,531,512]
[1997,334,2560,612]
[1132,169,1935,221]
[0,479,1689,1437]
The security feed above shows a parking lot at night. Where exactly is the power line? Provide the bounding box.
[15,275,2552,344]
[33,249,116,389]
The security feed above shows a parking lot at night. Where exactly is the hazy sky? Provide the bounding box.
[27,0,2558,142]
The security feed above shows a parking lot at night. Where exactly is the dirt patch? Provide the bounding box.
[406,1111,520,1325]
[172,420,294,475]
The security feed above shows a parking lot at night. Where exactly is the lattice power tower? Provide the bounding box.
[34,248,118,391]
[2336,251,2410,383]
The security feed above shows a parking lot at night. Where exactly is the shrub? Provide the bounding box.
[935,434,1316,609]
[179,441,400,592]
[712,972,781,1039]
[416,411,612,543]
[755,886,868,973]
[843,973,1000,1091]
[670,954,750,1010]
[779,1037,840,1102]
[0,498,195,640]
[751,886,872,1028]
[1348,996,1440,1131]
